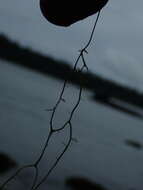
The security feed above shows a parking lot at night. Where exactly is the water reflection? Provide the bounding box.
[65,176,107,190]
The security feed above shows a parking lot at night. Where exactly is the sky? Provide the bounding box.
[0,0,143,90]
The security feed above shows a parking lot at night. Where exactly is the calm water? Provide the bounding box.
[0,60,143,190]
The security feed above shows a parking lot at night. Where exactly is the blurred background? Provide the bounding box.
[0,0,143,190]
[0,0,143,89]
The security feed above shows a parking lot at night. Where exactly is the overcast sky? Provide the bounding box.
[0,0,143,90]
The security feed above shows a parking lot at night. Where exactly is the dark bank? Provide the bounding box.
[0,34,143,118]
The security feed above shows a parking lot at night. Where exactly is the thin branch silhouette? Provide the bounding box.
[0,11,101,190]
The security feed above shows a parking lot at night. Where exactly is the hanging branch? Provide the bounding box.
[0,11,101,190]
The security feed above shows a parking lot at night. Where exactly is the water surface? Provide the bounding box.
[0,60,143,190]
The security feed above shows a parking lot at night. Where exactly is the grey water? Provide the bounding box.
[0,60,143,190]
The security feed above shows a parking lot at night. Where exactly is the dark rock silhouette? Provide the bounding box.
[65,177,107,190]
[125,140,142,150]
[40,0,109,26]
[0,153,17,174]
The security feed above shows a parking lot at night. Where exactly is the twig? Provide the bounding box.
[0,11,101,190]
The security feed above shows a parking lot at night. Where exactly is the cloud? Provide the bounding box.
[104,48,143,90]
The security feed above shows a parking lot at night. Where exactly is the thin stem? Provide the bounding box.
[33,122,72,190]
[0,11,101,190]
[84,11,101,50]
[30,166,39,190]
[34,131,53,166]
[31,12,101,190]
[0,164,34,189]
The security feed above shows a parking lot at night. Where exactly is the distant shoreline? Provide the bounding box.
[1,34,143,118]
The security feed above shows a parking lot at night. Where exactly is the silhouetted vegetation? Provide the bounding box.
[0,153,17,174]
[1,34,143,118]
[65,176,108,190]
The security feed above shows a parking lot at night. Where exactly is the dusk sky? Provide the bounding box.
[0,0,143,90]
